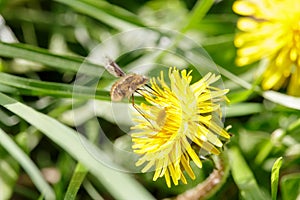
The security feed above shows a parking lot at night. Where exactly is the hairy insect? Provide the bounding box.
[104,56,148,102]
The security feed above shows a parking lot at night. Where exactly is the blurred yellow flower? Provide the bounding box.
[131,68,230,187]
[233,0,300,96]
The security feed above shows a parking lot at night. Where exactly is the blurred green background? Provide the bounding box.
[0,0,300,199]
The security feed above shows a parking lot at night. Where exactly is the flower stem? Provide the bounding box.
[174,152,229,200]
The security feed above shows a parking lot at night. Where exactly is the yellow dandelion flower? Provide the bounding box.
[233,0,300,96]
[130,68,230,187]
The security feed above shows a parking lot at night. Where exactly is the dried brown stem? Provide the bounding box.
[168,153,229,200]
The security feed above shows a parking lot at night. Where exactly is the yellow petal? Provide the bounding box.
[233,1,257,16]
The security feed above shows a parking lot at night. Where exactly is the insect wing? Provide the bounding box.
[104,56,126,77]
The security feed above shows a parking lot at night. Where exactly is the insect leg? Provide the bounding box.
[131,93,154,128]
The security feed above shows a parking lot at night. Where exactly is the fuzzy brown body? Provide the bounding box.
[104,56,148,101]
[110,73,148,101]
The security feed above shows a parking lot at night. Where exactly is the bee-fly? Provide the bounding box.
[104,56,149,102]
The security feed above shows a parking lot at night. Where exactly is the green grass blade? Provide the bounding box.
[255,140,274,165]
[83,180,104,200]
[181,0,214,33]
[263,91,300,110]
[227,90,253,104]
[219,66,300,110]
[0,128,55,200]
[280,173,300,200]
[226,103,264,117]
[0,92,155,200]
[0,72,110,100]
[0,152,19,199]
[0,42,102,76]
[54,0,144,31]
[228,147,268,200]
[218,66,252,90]
[286,118,300,135]
[271,157,282,200]
[64,163,88,200]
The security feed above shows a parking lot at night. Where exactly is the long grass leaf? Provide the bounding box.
[262,91,300,110]
[54,0,144,31]
[218,66,300,110]
[181,0,214,33]
[0,72,110,100]
[0,42,102,76]
[0,128,55,200]
[226,103,263,117]
[64,163,88,200]
[83,180,104,200]
[0,92,155,200]
[229,147,268,200]
[280,173,300,200]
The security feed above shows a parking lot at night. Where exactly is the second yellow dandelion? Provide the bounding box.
[233,0,300,96]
